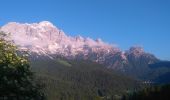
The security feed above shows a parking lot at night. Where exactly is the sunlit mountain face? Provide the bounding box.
[0,21,113,55]
[1,21,170,100]
[0,21,158,68]
[1,21,170,82]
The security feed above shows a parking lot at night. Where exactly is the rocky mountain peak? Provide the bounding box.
[0,21,115,55]
[126,46,145,57]
[129,46,144,52]
[0,21,159,70]
[39,21,55,27]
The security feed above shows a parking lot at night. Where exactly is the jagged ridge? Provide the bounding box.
[0,21,158,71]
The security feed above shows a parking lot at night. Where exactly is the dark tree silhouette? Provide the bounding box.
[122,84,170,100]
[0,32,45,100]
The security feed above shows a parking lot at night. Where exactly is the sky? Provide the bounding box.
[0,0,170,60]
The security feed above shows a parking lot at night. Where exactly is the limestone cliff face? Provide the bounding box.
[0,21,158,70]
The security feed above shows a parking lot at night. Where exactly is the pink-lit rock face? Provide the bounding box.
[0,21,158,70]
[0,21,116,55]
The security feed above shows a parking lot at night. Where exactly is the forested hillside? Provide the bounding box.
[30,58,139,100]
[122,84,170,100]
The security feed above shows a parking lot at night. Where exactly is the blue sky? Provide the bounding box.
[0,0,170,60]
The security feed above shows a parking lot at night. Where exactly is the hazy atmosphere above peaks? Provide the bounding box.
[0,0,170,60]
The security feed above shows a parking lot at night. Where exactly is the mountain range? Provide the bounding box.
[1,21,170,100]
[1,21,169,80]
[0,21,159,71]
